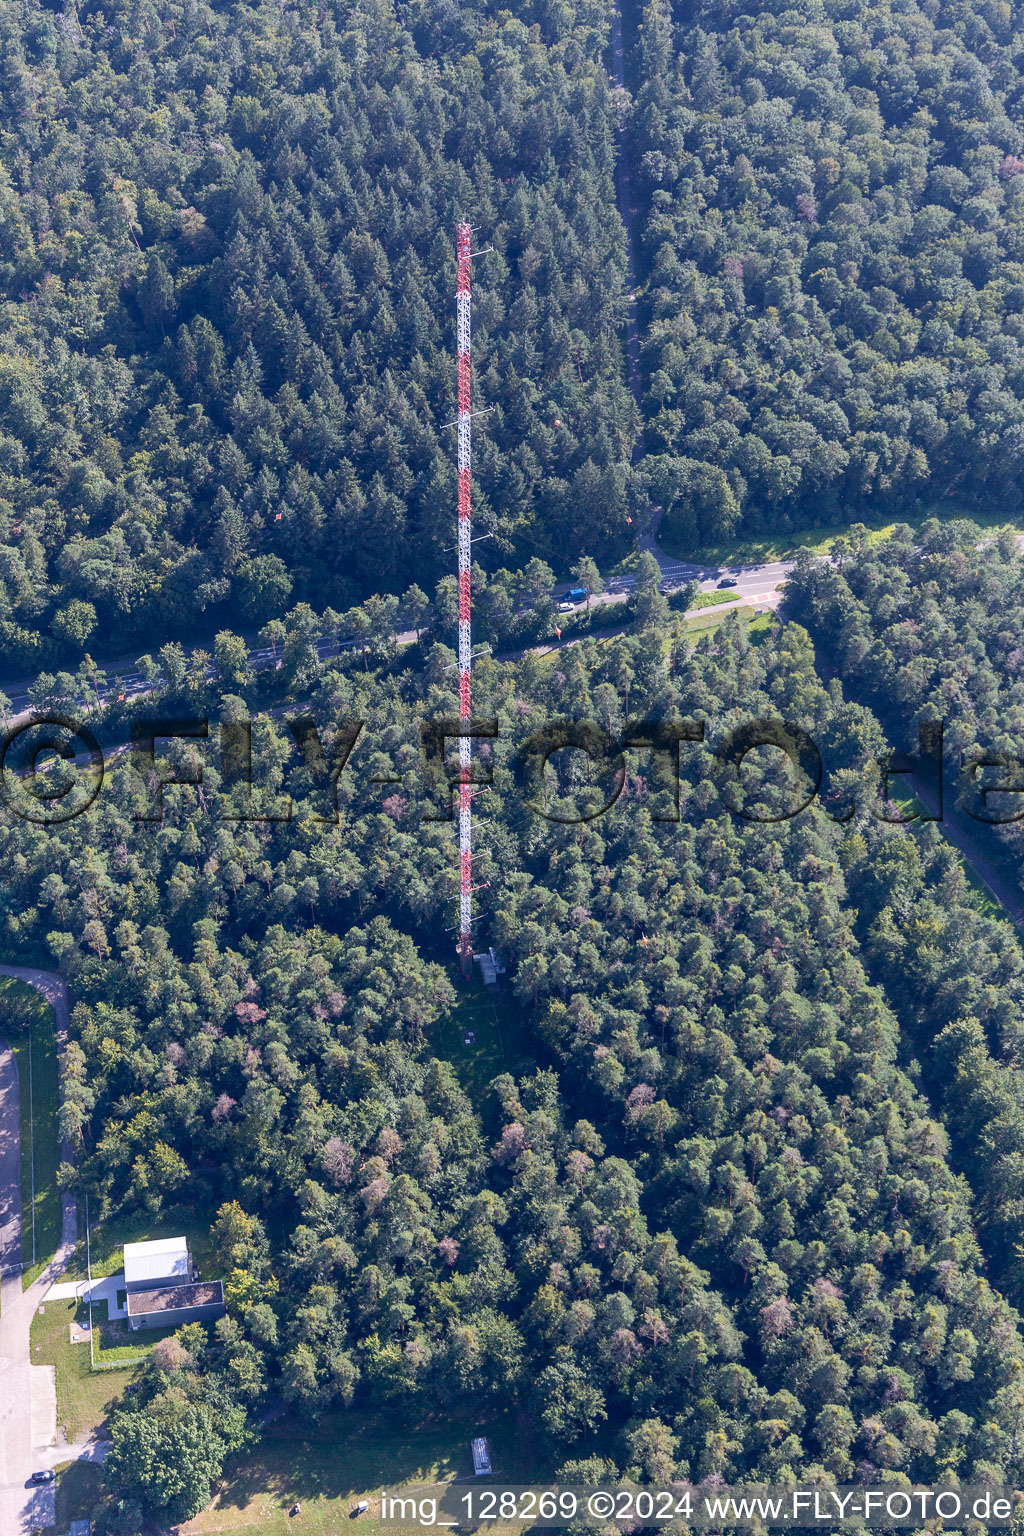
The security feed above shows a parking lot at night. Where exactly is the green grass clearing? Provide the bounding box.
[535,587,766,662]
[535,604,771,667]
[437,1001,506,1100]
[91,1296,179,1365]
[55,1458,105,1531]
[690,589,741,608]
[182,1404,536,1536]
[746,612,777,644]
[658,500,1024,567]
[439,982,532,1103]
[31,1294,134,1441]
[0,974,61,1286]
[684,603,758,635]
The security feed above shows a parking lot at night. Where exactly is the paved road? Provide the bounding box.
[0,966,78,1536]
[596,553,790,610]
[0,550,791,728]
[0,631,353,721]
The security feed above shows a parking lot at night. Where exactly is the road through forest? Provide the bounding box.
[0,550,790,723]
[0,19,788,720]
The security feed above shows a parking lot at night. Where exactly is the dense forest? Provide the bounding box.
[11,0,1024,1525]
[631,0,1024,547]
[786,516,1024,874]
[0,0,636,670]
[13,0,1024,674]
[5,603,1024,1523]
[788,517,1024,1303]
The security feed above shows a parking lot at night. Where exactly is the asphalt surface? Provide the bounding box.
[0,548,790,728]
[0,966,83,1536]
[0,632,352,721]
[600,553,791,609]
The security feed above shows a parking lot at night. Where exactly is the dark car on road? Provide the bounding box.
[717,577,738,588]
[28,1470,55,1485]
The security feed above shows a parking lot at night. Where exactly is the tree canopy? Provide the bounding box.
[632,0,1024,546]
[0,0,636,671]
[1,597,1022,1518]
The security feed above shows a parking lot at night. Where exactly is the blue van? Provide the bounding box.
[567,587,588,602]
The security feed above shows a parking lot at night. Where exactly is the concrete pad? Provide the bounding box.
[44,1279,83,1300]
[31,1364,56,1448]
[17,1481,55,1532]
[0,1471,55,1536]
[36,1438,110,1470]
[47,1272,127,1317]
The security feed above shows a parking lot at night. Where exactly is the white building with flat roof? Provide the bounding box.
[123,1236,191,1294]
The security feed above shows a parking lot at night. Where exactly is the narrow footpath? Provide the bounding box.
[907,772,1024,933]
[813,643,1024,935]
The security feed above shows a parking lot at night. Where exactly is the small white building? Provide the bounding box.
[123,1236,191,1295]
[471,1437,492,1476]
[473,948,506,988]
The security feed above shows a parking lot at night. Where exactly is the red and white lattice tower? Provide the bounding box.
[456,221,473,973]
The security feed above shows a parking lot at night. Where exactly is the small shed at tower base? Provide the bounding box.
[471,1437,492,1476]
[473,948,506,988]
